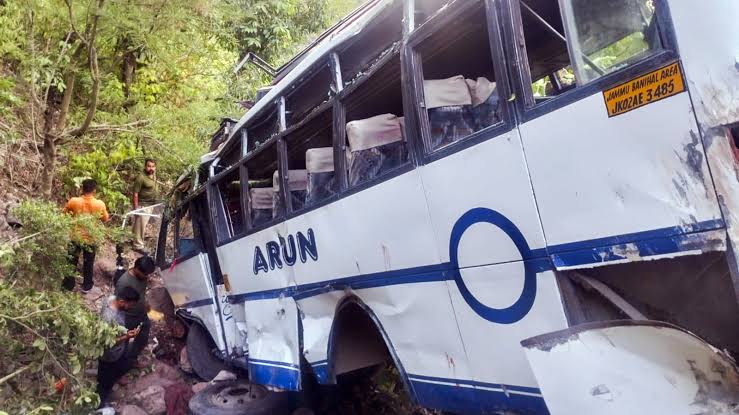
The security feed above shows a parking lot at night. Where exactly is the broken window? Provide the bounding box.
[285,108,336,210]
[246,105,280,154]
[216,169,244,238]
[518,0,664,104]
[175,203,199,258]
[285,61,335,126]
[414,0,454,28]
[416,0,503,151]
[343,55,408,187]
[339,0,403,86]
[562,0,663,84]
[246,141,282,228]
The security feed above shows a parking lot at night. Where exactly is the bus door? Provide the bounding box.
[159,194,231,354]
[506,0,723,268]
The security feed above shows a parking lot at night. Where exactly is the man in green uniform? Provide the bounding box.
[131,158,159,254]
[114,255,157,361]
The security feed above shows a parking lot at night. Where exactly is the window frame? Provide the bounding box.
[405,0,517,164]
[337,47,415,192]
[209,161,248,245]
[501,0,681,122]
[173,201,203,263]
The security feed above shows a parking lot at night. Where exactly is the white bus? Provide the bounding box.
[157,0,739,413]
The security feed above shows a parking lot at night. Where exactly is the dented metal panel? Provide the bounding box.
[163,254,227,352]
[519,90,724,269]
[522,321,739,415]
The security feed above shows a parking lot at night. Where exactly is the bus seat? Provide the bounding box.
[306,147,336,205]
[272,169,308,216]
[424,75,474,149]
[466,77,501,131]
[346,113,405,186]
[249,187,273,227]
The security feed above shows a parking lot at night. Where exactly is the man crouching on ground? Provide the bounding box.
[97,287,142,406]
[114,255,157,366]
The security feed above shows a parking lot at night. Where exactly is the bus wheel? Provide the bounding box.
[189,380,288,415]
[187,323,228,381]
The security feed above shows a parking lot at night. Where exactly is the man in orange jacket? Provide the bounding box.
[63,179,110,291]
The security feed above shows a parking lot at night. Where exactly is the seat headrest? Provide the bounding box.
[306,147,335,173]
[250,187,273,210]
[346,113,403,152]
[272,169,308,192]
[466,77,497,107]
[423,75,473,109]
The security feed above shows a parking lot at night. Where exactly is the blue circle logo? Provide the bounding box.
[449,208,537,324]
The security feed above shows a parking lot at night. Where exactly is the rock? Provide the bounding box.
[192,382,208,394]
[179,346,193,374]
[93,257,117,281]
[82,286,105,301]
[119,405,148,415]
[131,385,166,415]
[128,361,183,396]
[211,370,237,382]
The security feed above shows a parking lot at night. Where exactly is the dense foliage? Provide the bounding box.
[0,0,361,413]
[0,201,119,413]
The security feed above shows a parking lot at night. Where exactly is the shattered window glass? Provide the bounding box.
[217,169,244,238]
[418,1,503,150]
[563,0,663,84]
[343,55,408,187]
[176,204,198,258]
[246,142,282,228]
[285,109,336,209]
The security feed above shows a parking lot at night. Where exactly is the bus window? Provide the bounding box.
[285,61,334,126]
[247,105,280,154]
[176,205,199,258]
[415,0,503,151]
[246,141,282,228]
[339,0,402,85]
[518,0,664,104]
[414,0,452,28]
[562,0,663,85]
[343,55,408,187]
[285,108,336,209]
[216,169,244,238]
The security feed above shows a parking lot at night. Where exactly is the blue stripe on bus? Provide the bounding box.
[248,358,301,391]
[407,374,549,415]
[546,218,724,254]
[179,298,214,309]
[310,361,329,384]
[225,219,724,304]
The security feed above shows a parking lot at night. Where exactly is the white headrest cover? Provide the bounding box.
[466,77,497,107]
[250,187,273,210]
[423,76,472,109]
[346,114,403,152]
[306,147,335,173]
[272,169,308,192]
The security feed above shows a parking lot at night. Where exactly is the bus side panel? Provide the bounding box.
[519,92,723,265]
[669,0,739,290]
[216,222,304,390]
[164,253,226,352]
[419,131,547,267]
[286,170,474,393]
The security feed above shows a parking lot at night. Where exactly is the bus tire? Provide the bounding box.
[187,322,228,381]
[188,380,288,415]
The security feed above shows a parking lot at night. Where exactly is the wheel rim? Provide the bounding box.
[208,383,268,409]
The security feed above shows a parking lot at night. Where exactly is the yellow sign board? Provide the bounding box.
[603,62,686,117]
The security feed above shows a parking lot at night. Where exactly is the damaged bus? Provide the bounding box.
[157,0,739,413]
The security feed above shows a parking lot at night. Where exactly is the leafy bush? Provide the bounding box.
[0,200,118,413]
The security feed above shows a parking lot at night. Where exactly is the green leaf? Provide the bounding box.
[32,338,46,351]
